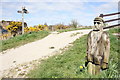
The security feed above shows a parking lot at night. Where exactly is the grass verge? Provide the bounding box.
[57,28,91,33]
[1,31,49,51]
[108,27,120,33]
[28,28,119,78]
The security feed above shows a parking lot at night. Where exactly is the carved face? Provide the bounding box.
[94,17,104,31]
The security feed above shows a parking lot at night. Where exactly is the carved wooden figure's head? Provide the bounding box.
[94,17,105,31]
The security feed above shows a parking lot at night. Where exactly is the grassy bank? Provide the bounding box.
[57,28,91,33]
[108,27,120,33]
[28,28,119,78]
[1,31,49,51]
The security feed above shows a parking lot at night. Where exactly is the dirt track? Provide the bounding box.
[0,29,92,77]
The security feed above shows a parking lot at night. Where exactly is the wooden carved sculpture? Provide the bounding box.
[86,17,110,75]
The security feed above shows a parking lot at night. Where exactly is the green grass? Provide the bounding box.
[57,28,91,33]
[1,31,49,51]
[28,28,119,78]
[108,27,120,33]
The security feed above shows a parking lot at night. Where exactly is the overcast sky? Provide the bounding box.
[0,0,119,26]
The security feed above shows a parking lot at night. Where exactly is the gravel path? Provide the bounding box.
[0,29,92,77]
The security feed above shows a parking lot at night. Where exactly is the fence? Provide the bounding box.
[100,12,120,29]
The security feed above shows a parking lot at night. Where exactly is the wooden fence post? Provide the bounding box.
[86,17,110,75]
[86,12,120,75]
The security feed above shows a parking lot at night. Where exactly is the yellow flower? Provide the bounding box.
[79,66,83,69]
[13,27,18,29]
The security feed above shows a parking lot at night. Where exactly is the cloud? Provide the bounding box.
[95,2,118,14]
[2,2,21,18]
[25,2,85,14]
[1,1,118,26]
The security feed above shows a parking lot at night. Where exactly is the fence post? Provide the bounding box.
[86,17,110,75]
[86,12,120,75]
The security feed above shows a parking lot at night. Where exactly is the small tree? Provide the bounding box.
[69,20,79,28]
[2,20,5,23]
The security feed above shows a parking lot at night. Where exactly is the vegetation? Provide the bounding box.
[108,27,120,33]
[1,20,91,40]
[6,22,48,35]
[69,20,79,28]
[28,28,119,78]
[1,31,49,51]
[0,22,49,40]
[6,21,22,36]
[57,27,91,33]
[25,24,48,33]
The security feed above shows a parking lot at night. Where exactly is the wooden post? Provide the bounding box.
[86,17,110,75]
[86,12,120,74]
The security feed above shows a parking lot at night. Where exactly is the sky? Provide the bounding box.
[0,0,119,27]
